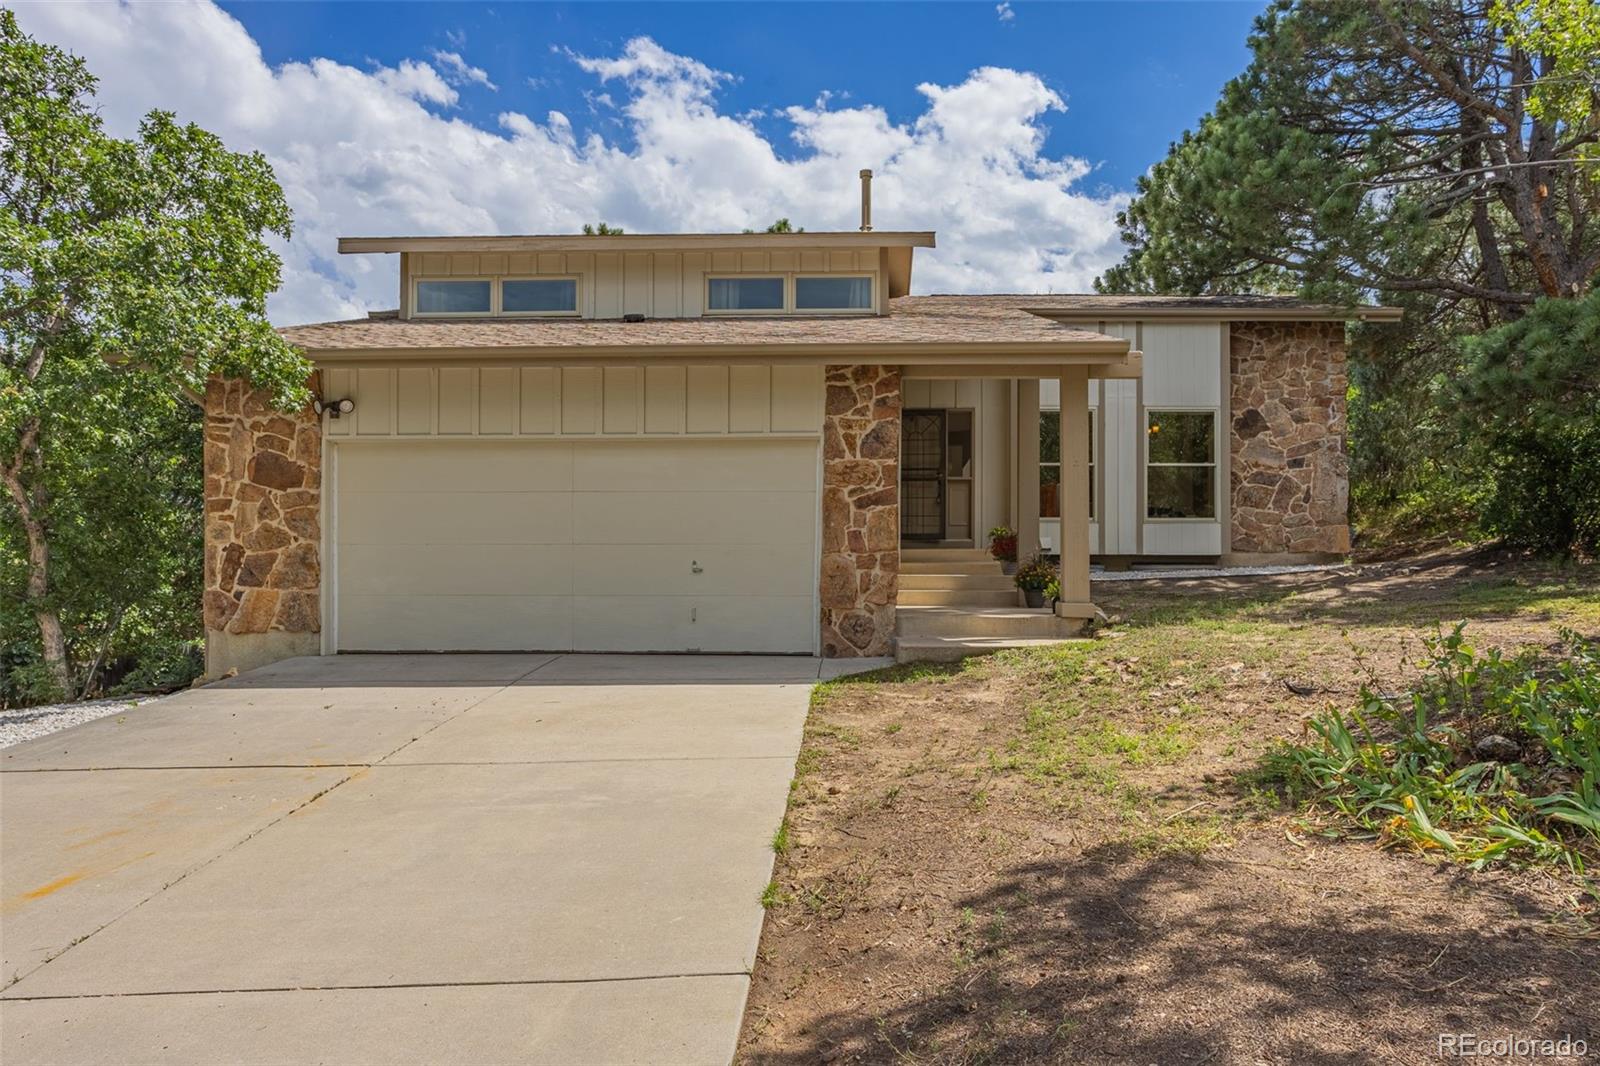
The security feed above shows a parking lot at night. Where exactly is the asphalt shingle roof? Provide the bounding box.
[277,293,1390,353]
[279,296,1125,352]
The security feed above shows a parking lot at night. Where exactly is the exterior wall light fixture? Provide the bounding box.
[314,397,355,419]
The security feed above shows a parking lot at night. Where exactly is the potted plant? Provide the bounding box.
[1014,554,1055,608]
[988,526,1018,574]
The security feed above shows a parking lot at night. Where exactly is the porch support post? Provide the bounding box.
[1057,365,1093,608]
[1015,378,1041,564]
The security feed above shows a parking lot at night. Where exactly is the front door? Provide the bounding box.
[901,409,945,541]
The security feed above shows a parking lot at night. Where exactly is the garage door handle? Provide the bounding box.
[691,561,704,574]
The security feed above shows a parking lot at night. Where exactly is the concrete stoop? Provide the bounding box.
[892,604,1087,664]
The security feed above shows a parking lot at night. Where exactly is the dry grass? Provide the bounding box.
[739,548,1599,1065]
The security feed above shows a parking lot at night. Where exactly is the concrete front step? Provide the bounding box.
[901,560,1007,576]
[898,572,1016,591]
[897,588,1019,607]
[895,635,1085,664]
[900,548,994,564]
[896,605,1081,639]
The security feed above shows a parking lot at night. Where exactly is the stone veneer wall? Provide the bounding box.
[1229,322,1351,554]
[820,365,900,657]
[202,376,323,672]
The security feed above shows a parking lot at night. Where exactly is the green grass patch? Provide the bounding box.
[771,820,792,856]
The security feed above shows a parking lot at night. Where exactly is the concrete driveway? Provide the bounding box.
[0,653,883,1065]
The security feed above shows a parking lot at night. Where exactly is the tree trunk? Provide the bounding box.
[2,417,72,698]
[13,499,70,697]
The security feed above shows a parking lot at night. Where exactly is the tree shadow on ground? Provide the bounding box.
[749,845,1597,1065]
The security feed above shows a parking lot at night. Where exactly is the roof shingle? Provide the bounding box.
[279,297,1124,353]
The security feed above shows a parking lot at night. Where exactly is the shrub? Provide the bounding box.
[988,526,1017,563]
[1014,554,1056,591]
[1264,624,1600,872]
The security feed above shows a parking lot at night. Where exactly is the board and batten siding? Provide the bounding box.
[320,364,825,440]
[1041,321,1226,556]
[404,249,887,319]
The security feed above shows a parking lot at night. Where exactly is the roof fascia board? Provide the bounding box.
[304,338,1135,368]
[1026,306,1403,323]
[904,353,1142,380]
[339,232,937,254]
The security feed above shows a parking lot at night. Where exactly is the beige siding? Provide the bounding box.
[402,249,882,320]
[321,364,823,441]
[1142,323,1222,407]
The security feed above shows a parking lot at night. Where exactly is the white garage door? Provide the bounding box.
[332,438,818,653]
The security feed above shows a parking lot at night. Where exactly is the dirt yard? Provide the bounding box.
[739,550,1600,1065]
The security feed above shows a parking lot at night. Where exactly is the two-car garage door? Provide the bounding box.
[332,438,818,653]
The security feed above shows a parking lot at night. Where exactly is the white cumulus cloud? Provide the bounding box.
[14,1,1129,325]
[430,49,496,91]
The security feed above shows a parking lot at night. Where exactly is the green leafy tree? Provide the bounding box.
[1,11,310,699]
[581,221,625,235]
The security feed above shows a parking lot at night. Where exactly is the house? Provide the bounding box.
[202,181,1397,674]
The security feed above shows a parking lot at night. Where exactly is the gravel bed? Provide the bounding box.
[0,695,160,749]
[1091,562,1349,582]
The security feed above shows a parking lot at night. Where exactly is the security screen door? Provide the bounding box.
[900,409,945,541]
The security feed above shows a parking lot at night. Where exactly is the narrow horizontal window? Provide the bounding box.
[1146,410,1216,519]
[503,278,578,314]
[707,276,784,311]
[416,280,491,315]
[795,275,873,310]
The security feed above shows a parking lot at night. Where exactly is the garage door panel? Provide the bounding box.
[340,595,574,652]
[572,596,813,653]
[339,492,574,546]
[573,491,815,546]
[334,437,817,654]
[571,543,813,597]
[340,544,574,597]
[338,442,574,492]
[572,439,816,492]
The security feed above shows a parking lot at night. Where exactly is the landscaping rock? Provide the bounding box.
[1474,734,1522,763]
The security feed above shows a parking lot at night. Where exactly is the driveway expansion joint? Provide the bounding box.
[0,970,754,1002]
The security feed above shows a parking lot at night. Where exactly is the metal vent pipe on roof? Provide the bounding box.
[859,169,873,232]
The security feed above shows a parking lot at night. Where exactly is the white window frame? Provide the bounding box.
[704,272,879,316]
[498,275,582,318]
[1143,407,1219,523]
[793,274,878,314]
[703,275,789,316]
[1040,407,1096,522]
[412,277,495,318]
[412,276,583,319]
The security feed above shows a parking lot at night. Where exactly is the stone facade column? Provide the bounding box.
[820,365,900,657]
[1229,322,1351,555]
[202,376,323,675]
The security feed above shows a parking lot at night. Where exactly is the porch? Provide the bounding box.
[892,357,1138,660]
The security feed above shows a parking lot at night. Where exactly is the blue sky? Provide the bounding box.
[20,1,1265,322]
[221,1,1260,191]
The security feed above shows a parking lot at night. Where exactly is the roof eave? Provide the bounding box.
[298,337,1134,367]
[1025,306,1404,324]
[338,232,938,255]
